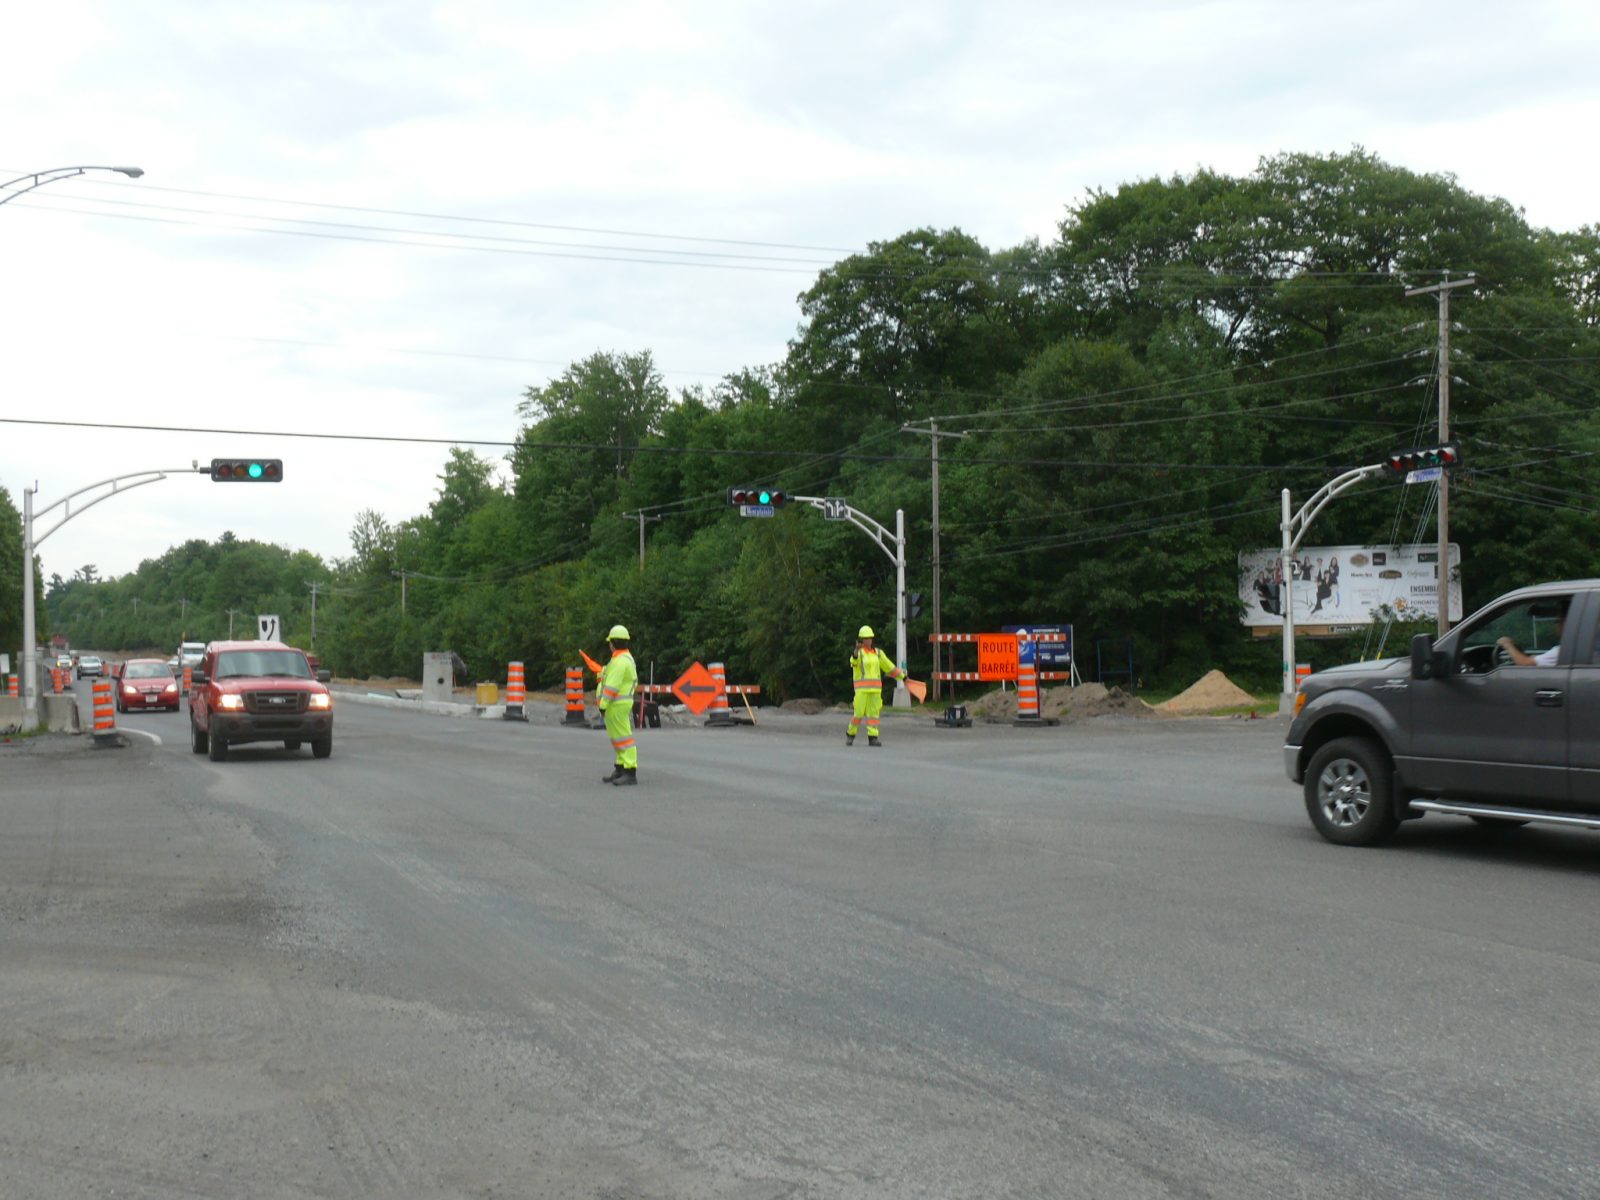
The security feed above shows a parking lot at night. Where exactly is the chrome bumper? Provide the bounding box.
[1283,743,1303,783]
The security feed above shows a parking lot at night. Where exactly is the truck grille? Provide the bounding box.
[244,691,309,715]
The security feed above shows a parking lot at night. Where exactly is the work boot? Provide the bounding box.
[601,765,623,784]
[612,767,637,786]
[845,733,855,747]
[868,736,881,747]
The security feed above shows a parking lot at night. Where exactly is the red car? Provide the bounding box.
[115,658,181,712]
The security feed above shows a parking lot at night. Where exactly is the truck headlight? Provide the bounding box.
[308,693,332,710]
[218,694,245,711]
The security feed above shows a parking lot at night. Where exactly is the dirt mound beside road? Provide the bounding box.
[1158,670,1260,713]
[967,682,1155,722]
[780,698,829,715]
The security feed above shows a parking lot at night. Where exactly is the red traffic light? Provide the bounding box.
[1384,442,1461,475]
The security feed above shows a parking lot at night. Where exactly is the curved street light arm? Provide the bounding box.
[0,165,145,207]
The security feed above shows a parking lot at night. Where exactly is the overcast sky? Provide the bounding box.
[3,0,1597,583]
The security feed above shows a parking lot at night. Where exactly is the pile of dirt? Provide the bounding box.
[967,682,1155,723]
[780,698,829,715]
[1158,669,1260,714]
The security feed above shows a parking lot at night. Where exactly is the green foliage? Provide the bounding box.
[41,150,1600,698]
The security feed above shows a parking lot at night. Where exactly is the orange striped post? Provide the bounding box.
[503,661,528,722]
[6,675,17,698]
[563,667,587,726]
[705,662,734,726]
[1014,660,1040,722]
[182,665,193,707]
[91,678,118,746]
[50,668,63,695]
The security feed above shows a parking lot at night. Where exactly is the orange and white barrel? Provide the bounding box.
[50,668,63,694]
[504,661,528,721]
[564,667,586,725]
[706,662,733,725]
[1015,662,1040,721]
[6,675,18,698]
[92,678,115,738]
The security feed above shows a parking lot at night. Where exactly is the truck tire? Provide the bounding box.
[191,719,207,754]
[1304,736,1399,846]
[311,735,332,759]
[207,730,228,762]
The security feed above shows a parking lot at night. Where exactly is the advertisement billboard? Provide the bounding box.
[1239,544,1461,627]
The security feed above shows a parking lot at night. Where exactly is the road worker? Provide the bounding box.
[847,625,906,747]
[597,624,639,785]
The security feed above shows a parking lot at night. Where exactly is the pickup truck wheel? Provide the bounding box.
[207,730,228,762]
[191,720,207,754]
[1304,737,1399,846]
[1470,816,1530,829]
[311,736,332,759]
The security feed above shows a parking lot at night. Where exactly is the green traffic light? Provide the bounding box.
[248,462,264,479]
[758,489,772,504]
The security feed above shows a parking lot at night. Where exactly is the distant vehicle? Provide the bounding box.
[189,640,334,761]
[115,658,179,713]
[76,654,104,679]
[177,642,207,670]
[55,654,73,670]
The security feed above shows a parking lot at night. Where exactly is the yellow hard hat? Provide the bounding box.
[608,624,630,640]
[858,625,875,638]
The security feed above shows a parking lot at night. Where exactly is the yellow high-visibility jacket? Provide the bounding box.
[850,647,903,691]
[598,650,637,710]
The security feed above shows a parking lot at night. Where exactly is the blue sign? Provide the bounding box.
[739,504,776,518]
[1003,624,1074,670]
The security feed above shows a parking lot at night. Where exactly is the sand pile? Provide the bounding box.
[780,698,829,715]
[967,682,1154,722]
[1158,669,1259,713]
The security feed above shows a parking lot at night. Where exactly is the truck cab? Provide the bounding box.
[190,640,335,762]
[1286,580,1600,844]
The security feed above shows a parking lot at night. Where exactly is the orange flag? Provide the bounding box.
[579,649,604,674]
[905,678,928,703]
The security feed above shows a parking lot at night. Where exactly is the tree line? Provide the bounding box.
[25,150,1600,699]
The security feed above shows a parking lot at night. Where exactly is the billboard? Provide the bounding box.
[1239,544,1462,627]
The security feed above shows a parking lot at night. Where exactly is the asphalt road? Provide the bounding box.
[2,682,1598,1198]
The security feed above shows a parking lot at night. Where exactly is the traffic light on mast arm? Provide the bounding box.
[210,458,283,482]
[1383,441,1461,476]
[727,485,787,506]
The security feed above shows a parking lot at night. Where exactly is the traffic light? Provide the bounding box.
[210,458,283,482]
[1383,442,1461,476]
[905,591,924,621]
[727,486,787,506]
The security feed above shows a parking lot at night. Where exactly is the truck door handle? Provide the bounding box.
[1534,689,1564,707]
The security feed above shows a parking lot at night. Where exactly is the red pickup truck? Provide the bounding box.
[189,640,334,761]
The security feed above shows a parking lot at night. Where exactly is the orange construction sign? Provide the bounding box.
[671,661,721,716]
[976,634,1019,681]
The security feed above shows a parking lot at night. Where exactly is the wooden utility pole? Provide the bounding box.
[1405,276,1475,636]
[621,509,664,570]
[903,421,966,699]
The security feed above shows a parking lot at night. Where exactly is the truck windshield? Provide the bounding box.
[214,650,311,680]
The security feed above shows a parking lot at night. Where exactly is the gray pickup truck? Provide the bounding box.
[1285,579,1600,845]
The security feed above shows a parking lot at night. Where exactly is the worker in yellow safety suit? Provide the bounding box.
[597,624,639,785]
[847,625,906,747]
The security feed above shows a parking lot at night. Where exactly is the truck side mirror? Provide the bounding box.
[1410,633,1443,679]
[316,670,331,684]
[191,669,208,686]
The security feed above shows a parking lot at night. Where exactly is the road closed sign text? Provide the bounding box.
[977,634,1018,681]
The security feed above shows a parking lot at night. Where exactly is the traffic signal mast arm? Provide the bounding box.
[26,468,201,548]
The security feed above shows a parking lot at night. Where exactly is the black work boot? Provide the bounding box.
[845,733,855,746]
[868,736,881,747]
[601,765,623,784]
[612,767,637,786]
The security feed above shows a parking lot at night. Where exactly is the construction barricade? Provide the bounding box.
[50,668,64,695]
[91,678,118,746]
[563,667,587,726]
[6,675,18,698]
[503,661,527,721]
[706,662,735,726]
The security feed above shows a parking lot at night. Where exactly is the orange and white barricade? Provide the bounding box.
[50,668,63,694]
[91,678,117,745]
[705,662,734,726]
[6,675,18,698]
[504,661,528,722]
[564,667,587,726]
[1015,661,1040,722]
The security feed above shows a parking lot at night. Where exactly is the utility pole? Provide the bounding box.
[902,421,967,699]
[621,509,664,570]
[393,570,409,616]
[225,608,243,638]
[305,582,322,649]
[1405,275,1475,636]
[179,596,188,623]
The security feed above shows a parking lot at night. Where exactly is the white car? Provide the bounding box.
[76,654,104,679]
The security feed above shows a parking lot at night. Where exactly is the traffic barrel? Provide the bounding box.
[1014,661,1040,722]
[563,667,586,726]
[504,660,528,722]
[91,678,118,746]
[51,668,63,694]
[706,662,734,726]
[6,675,17,698]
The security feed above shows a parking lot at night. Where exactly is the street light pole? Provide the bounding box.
[0,165,144,207]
